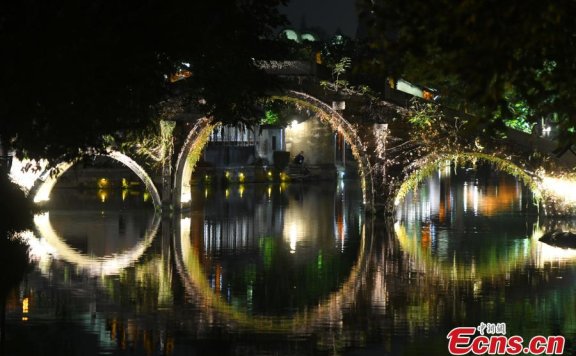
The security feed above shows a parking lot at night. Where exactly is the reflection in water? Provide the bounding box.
[385,164,576,354]
[7,169,576,355]
[48,210,153,257]
[395,164,540,277]
[182,181,364,317]
[26,188,158,276]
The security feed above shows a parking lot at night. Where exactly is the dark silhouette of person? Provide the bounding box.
[294,151,304,165]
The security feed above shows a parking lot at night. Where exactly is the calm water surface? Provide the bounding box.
[5,166,576,355]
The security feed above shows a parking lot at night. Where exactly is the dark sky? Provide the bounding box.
[281,0,358,38]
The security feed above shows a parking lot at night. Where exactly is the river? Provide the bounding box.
[4,163,576,355]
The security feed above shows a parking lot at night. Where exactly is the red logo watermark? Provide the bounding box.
[447,323,565,355]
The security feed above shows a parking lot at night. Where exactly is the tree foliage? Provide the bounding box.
[0,0,288,163]
[358,0,576,144]
[0,173,33,233]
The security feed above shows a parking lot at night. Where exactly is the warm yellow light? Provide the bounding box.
[225,189,230,199]
[238,172,245,183]
[98,189,108,203]
[169,69,192,83]
[22,297,29,314]
[143,191,150,202]
[97,178,109,188]
[239,184,245,198]
[122,189,128,201]
[541,176,576,204]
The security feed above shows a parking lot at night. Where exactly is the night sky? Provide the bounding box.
[281,0,358,38]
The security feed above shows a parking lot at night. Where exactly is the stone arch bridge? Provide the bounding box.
[13,88,576,216]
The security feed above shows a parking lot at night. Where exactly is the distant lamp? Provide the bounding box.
[332,100,346,111]
[97,178,109,188]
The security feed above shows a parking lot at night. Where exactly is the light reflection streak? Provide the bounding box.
[463,183,468,212]
[288,222,299,253]
[473,185,479,216]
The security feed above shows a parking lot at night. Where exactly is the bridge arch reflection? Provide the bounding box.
[172,190,373,333]
[393,157,576,281]
[28,212,161,276]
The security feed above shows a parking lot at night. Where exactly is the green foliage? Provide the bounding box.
[261,110,280,125]
[502,99,535,133]
[503,118,533,134]
[187,123,217,174]
[408,102,440,129]
[407,98,468,150]
[332,57,351,79]
[359,0,576,145]
[332,56,351,91]
[121,128,164,167]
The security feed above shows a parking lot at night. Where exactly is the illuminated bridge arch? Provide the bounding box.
[392,150,576,216]
[173,90,375,211]
[173,117,218,207]
[392,151,544,211]
[29,150,162,210]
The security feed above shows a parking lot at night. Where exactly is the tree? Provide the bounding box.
[0,0,288,164]
[358,0,576,145]
[0,173,33,348]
